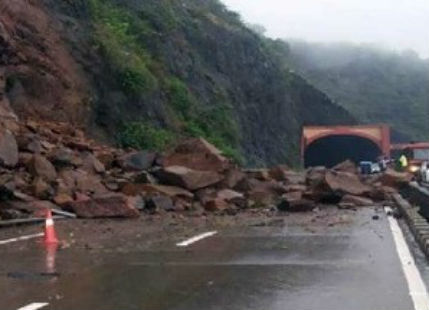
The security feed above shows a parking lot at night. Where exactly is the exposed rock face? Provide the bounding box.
[0,0,90,123]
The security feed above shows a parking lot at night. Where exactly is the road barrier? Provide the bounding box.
[393,185,429,259]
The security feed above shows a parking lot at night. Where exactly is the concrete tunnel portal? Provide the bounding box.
[304,135,382,168]
[302,125,391,168]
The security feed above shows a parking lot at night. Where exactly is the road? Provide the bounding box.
[1,208,428,310]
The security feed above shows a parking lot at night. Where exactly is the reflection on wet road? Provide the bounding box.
[0,209,425,310]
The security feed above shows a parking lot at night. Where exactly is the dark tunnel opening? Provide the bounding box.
[304,135,382,168]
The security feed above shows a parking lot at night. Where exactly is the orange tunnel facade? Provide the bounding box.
[301,125,391,167]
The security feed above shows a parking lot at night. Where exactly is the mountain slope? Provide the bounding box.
[0,0,355,166]
[287,41,429,142]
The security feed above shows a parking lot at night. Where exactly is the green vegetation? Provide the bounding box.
[117,122,175,151]
[89,0,243,162]
[82,0,355,166]
[89,0,157,95]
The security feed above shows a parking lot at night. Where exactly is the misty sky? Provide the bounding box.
[221,0,429,58]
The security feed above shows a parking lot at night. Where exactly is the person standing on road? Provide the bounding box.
[399,154,408,171]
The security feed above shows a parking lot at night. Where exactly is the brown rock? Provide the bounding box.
[340,194,374,207]
[285,184,307,192]
[324,170,371,196]
[162,138,230,172]
[146,195,175,212]
[122,183,194,200]
[28,155,57,181]
[306,166,327,187]
[269,166,305,184]
[65,140,92,152]
[133,171,157,184]
[16,134,42,154]
[0,128,18,167]
[155,166,224,191]
[75,171,107,195]
[32,177,52,199]
[216,189,246,206]
[246,180,288,206]
[222,168,246,189]
[117,151,156,171]
[282,191,303,201]
[204,198,229,212]
[380,169,413,188]
[283,171,306,185]
[50,147,75,167]
[53,193,74,206]
[70,193,140,218]
[333,160,357,174]
[245,169,271,181]
[18,152,33,166]
[81,152,105,174]
[268,165,290,181]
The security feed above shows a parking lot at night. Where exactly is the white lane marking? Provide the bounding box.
[385,207,429,310]
[17,302,49,310]
[0,233,44,246]
[176,231,217,247]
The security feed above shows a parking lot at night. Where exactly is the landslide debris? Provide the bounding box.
[0,117,407,221]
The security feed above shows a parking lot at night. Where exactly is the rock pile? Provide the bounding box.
[0,120,411,220]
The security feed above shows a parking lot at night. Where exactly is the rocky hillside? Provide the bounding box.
[0,0,355,166]
[287,41,429,142]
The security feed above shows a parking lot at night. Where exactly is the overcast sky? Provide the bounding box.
[221,0,429,58]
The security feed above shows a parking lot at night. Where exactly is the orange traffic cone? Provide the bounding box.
[44,209,59,244]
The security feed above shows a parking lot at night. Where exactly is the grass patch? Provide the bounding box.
[89,0,158,95]
[117,121,176,151]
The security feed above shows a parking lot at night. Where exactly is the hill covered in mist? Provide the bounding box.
[287,41,429,142]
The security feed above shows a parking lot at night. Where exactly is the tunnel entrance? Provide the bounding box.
[304,135,382,168]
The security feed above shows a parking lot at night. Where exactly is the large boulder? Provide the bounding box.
[222,168,246,189]
[0,129,18,167]
[155,166,224,191]
[117,151,156,171]
[324,170,371,196]
[332,160,357,174]
[121,183,194,201]
[161,138,230,172]
[306,166,327,187]
[269,166,305,184]
[379,169,413,188]
[70,193,140,218]
[245,180,288,206]
[28,155,57,182]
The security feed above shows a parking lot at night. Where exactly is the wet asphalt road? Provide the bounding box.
[0,208,422,310]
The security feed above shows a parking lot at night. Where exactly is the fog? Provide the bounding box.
[221,0,429,58]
